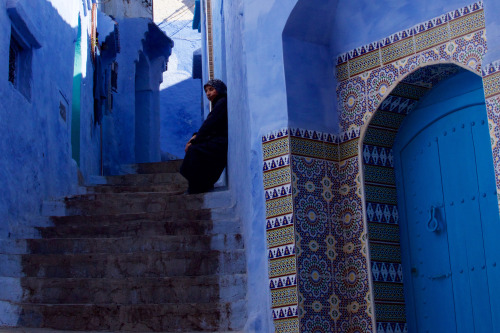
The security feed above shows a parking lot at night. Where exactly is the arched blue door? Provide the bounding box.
[394,71,500,332]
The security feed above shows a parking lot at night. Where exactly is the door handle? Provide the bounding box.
[427,206,439,232]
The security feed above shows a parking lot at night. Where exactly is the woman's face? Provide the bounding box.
[205,85,218,102]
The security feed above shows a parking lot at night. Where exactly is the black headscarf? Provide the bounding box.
[204,79,227,95]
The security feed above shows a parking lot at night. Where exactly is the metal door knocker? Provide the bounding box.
[427,206,439,232]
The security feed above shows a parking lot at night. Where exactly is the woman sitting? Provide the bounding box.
[180,79,228,194]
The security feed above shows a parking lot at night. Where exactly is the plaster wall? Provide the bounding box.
[483,0,500,65]
[0,0,93,324]
[214,0,303,330]
[330,0,478,57]
[211,0,225,82]
[102,18,170,173]
[0,0,89,239]
[283,37,338,133]
[209,0,500,331]
[155,0,202,160]
[99,0,152,20]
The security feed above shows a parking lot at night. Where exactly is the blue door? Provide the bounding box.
[394,71,500,332]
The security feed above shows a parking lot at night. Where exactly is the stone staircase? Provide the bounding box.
[0,160,247,332]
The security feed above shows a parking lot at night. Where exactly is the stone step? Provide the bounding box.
[131,160,184,174]
[3,234,243,255]
[87,184,186,194]
[0,250,246,278]
[104,173,187,186]
[38,219,241,239]
[12,274,246,305]
[0,329,244,333]
[0,329,245,333]
[49,209,213,225]
[16,301,245,331]
[63,193,201,216]
[63,192,230,216]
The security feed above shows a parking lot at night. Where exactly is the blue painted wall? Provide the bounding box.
[330,0,476,56]
[102,18,172,173]
[0,0,86,240]
[158,18,202,160]
[206,0,500,329]
[483,0,500,65]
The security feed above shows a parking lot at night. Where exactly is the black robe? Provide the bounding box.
[180,94,228,193]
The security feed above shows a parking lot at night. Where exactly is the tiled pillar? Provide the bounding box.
[337,130,374,332]
[482,61,500,211]
[289,128,341,332]
[262,129,299,333]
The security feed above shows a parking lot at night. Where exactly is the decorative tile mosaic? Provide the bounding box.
[483,71,500,98]
[262,129,300,333]
[381,37,415,65]
[485,95,500,209]
[349,9,486,327]
[349,47,382,77]
[262,3,492,331]
[337,76,367,129]
[414,24,449,53]
[449,8,485,39]
[336,1,484,81]
[451,30,486,73]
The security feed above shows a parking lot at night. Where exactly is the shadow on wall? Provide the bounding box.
[282,0,339,134]
[160,78,203,160]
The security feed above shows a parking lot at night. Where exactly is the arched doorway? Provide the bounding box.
[363,64,500,332]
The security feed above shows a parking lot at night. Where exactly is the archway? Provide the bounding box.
[363,63,500,332]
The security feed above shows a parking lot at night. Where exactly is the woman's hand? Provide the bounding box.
[185,135,197,153]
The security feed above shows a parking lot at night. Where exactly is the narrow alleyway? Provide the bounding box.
[0,161,246,332]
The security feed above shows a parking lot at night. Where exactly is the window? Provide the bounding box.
[7,28,32,100]
[8,35,20,85]
[111,61,118,92]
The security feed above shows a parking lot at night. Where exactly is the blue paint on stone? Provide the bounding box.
[158,19,202,160]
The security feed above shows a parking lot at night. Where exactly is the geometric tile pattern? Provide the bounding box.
[336,1,484,81]
[333,3,488,331]
[262,128,300,332]
[263,126,374,332]
[263,4,491,332]
[289,129,341,332]
[483,62,500,210]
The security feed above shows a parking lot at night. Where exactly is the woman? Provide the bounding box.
[180,79,228,194]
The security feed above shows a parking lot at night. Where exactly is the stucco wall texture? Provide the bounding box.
[207,0,500,332]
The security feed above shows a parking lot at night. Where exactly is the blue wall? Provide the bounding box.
[0,0,86,240]
[211,0,500,330]
[484,0,500,64]
[102,18,171,173]
[158,19,202,160]
[330,0,475,56]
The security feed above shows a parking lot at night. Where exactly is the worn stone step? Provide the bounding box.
[8,234,243,255]
[63,192,232,216]
[131,160,184,174]
[1,250,246,278]
[14,274,246,305]
[0,328,245,333]
[16,301,246,331]
[38,219,241,239]
[87,184,185,194]
[0,329,244,333]
[104,173,188,186]
[49,209,214,225]
[63,193,201,216]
